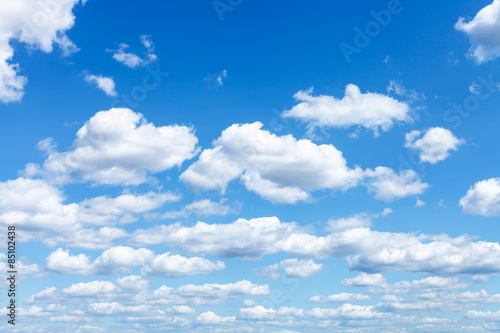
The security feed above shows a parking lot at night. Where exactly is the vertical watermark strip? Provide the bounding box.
[6,226,16,325]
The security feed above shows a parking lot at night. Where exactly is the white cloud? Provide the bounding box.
[130,217,307,259]
[0,177,81,232]
[455,0,500,63]
[466,309,500,320]
[141,252,225,278]
[43,227,128,250]
[281,84,411,136]
[0,0,83,103]
[365,167,429,201]
[180,121,366,204]
[237,304,383,321]
[309,292,372,303]
[30,108,199,186]
[327,213,372,231]
[84,74,118,97]
[405,127,464,164]
[162,198,239,219]
[46,248,94,275]
[181,122,426,203]
[342,273,388,288]
[196,311,236,324]
[204,69,228,88]
[170,305,196,314]
[460,178,500,217]
[255,259,324,279]
[0,176,176,244]
[151,280,270,305]
[131,215,500,275]
[111,35,157,68]
[46,246,224,277]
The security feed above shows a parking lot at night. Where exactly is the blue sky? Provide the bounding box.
[1,0,500,332]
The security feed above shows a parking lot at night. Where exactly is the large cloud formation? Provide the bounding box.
[0,0,84,103]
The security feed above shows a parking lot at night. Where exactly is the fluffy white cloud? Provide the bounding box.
[151,280,270,305]
[29,108,199,185]
[237,304,383,321]
[466,309,500,320]
[309,293,372,303]
[459,178,500,217]
[255,259,324,279]
[46,246,224,277]
[281,84,411,135]
[0,177,81,232]
[405,127,464,164]
[111,35,157,68]
[141,252,225,278]
[46,248,94,275]
[365,167,429,201]
[377,289,500,312]
[84,74,118,97]
[342,273,388,288]
[131,216,500,275]
[196,311,236,325]
[43,227,128,250]
[0,176,175,240]
[162,198,239,219]
[455,0,500,63]
[130,217,306,259]
[0,0,83,103]
[183,121,425,204]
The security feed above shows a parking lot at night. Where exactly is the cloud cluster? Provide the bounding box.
[110,35,158,68]
[459,177,500,216]
[180,122,426,203]
[455,0,500,63]
[27,108,199,186]
[255,258,324,279]
[405,127,464,164]
[46,246,225,277]
[0,176,177,232]
[131,215,500,275]
[84,74,118,97]
[281,84,411,135]
[0,0,83,103]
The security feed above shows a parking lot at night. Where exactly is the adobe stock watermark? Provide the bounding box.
[213,0,243,21]
[340,0,409,63]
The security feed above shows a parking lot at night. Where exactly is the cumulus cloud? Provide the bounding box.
[162,198,240,219]
[84,74,118,97]
[365,167,429,201]
[459,177,500,216]
[342,273,388,288]
[0,0,83,103]
[46,246,224,277]
[237,304,383,321]
[151,280,270,306]
[455,0,500,63]
[255,259,324,279]
[181,122,424,203]
[0,176,176,240]
[110,35,157,68]
[28,108,199,185]
[131,216,500,275]
[405,127,464,164]
[309,293,372,303]
[141,252,225,278]
[196,311,236,325]
[281,84,411,136]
